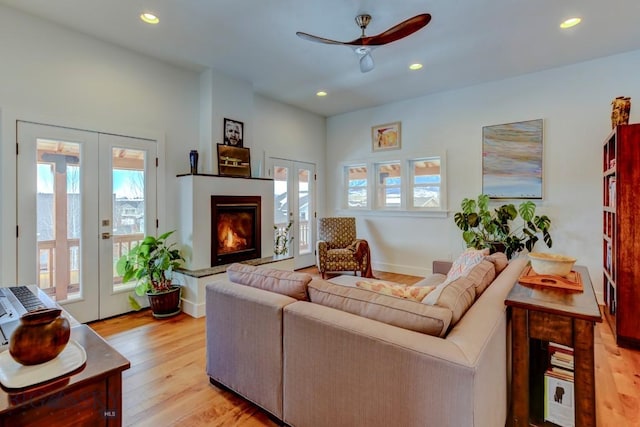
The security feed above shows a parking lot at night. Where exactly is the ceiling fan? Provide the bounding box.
[296,13,431,73]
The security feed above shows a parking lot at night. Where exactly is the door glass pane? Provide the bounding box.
[274,164,289,227]
[298,168,311,255]
[112,147,146,291]
[37,139,81,302]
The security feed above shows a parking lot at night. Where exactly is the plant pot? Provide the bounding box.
[147,285,182,318]
[488,242,506,255]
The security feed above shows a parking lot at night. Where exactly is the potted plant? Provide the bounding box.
[273,221,294,256]
[453,194,552,259]
[116,230,185,318]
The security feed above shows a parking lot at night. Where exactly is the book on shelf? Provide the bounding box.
[544,373,575,427]
[608,176,616,206]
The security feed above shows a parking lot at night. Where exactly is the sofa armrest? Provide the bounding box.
[316,240,328,270]
[432,259,452,275]
[206,280,296,419]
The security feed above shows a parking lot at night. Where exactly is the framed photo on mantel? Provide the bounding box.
[217,144,251,178]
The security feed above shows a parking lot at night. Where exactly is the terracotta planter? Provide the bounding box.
[147,285,182,318]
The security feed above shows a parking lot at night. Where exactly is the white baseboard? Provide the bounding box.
[181,298,205,318]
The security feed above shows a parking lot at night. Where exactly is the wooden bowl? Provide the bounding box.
[528,252,576,277]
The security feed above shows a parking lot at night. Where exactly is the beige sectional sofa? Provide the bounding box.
[205,255,528,427]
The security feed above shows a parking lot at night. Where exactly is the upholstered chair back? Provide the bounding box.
[317,217,356,249]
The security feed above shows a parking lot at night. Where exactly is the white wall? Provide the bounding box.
[253,94,327,217]
[326,49,640,298]
[0,5,326,284]
[0,5,200,284]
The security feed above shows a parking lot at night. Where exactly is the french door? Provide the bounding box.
[271,159,316,269]
[17,122,157,322]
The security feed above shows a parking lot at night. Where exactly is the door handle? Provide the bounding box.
[101,232,112,240]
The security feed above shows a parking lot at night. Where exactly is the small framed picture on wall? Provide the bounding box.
[372,121,401,152]
[224,118,244,147]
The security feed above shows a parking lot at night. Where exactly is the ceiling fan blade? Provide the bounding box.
[359,52,375,73]
[296,31,345,45]
[348,13,432,46]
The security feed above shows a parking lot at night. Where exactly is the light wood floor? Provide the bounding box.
[89,268,640,427]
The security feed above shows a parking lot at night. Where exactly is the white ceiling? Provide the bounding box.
[2,0,640,117]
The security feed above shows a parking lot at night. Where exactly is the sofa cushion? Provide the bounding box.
[465,259,496,296]
[423,249,486,305]
[226,263,311,301]
[355,280,435,302]
[486,252,508,274]
[308,280,452,337]
[432,276,477,325]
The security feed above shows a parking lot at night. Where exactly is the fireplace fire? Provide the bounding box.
[211,196,261,266]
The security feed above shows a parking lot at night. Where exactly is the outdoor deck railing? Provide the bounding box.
[37,233,144,300]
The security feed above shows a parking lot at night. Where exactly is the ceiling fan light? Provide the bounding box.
[360,53,375,73]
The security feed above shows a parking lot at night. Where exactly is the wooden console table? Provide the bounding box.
[505,265,602,427]
[0,323,130,426]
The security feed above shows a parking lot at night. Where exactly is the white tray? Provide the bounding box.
[0,340,87,389]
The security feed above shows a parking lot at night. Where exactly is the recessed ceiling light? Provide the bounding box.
[560,17,581,29]
[409,63,423,71]
[316,91,327,97]
[140,13,159,24]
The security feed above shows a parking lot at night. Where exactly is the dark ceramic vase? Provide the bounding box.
[10,308,71,365]
[189,150,199,174]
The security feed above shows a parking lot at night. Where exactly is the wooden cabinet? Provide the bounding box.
[506,266,601,427]
[602,123,640,348]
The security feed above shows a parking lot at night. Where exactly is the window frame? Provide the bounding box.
[374,160,403,210]
[343,163,370,210]
[341,152,447,216]
[407,155,445,212]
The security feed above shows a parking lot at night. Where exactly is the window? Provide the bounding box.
[375,161,401,209]
[342,153,445,214]
[345,164,368,208]
[410,157,441,209]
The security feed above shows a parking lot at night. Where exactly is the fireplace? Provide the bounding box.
[211,195,261,266]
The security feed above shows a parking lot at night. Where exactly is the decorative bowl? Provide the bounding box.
[528,252,577,277]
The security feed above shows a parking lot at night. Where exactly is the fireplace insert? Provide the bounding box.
[211,195,261,266]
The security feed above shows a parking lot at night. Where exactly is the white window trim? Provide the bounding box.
[340,151,447,216]
[406,153,447,212]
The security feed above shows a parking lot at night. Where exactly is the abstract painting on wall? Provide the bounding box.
[482,119,543,199]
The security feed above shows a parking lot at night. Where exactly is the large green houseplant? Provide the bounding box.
[116,230,185,318]
[453,194,552,259]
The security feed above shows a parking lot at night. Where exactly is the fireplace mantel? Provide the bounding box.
[176,173,272,181]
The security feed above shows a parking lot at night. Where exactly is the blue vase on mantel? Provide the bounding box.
[189,150,199,175]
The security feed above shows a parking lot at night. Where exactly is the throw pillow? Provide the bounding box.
[355,280,435,302]
[422,249,486,305]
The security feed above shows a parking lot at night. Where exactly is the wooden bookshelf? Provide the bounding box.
[602,124,640,348]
